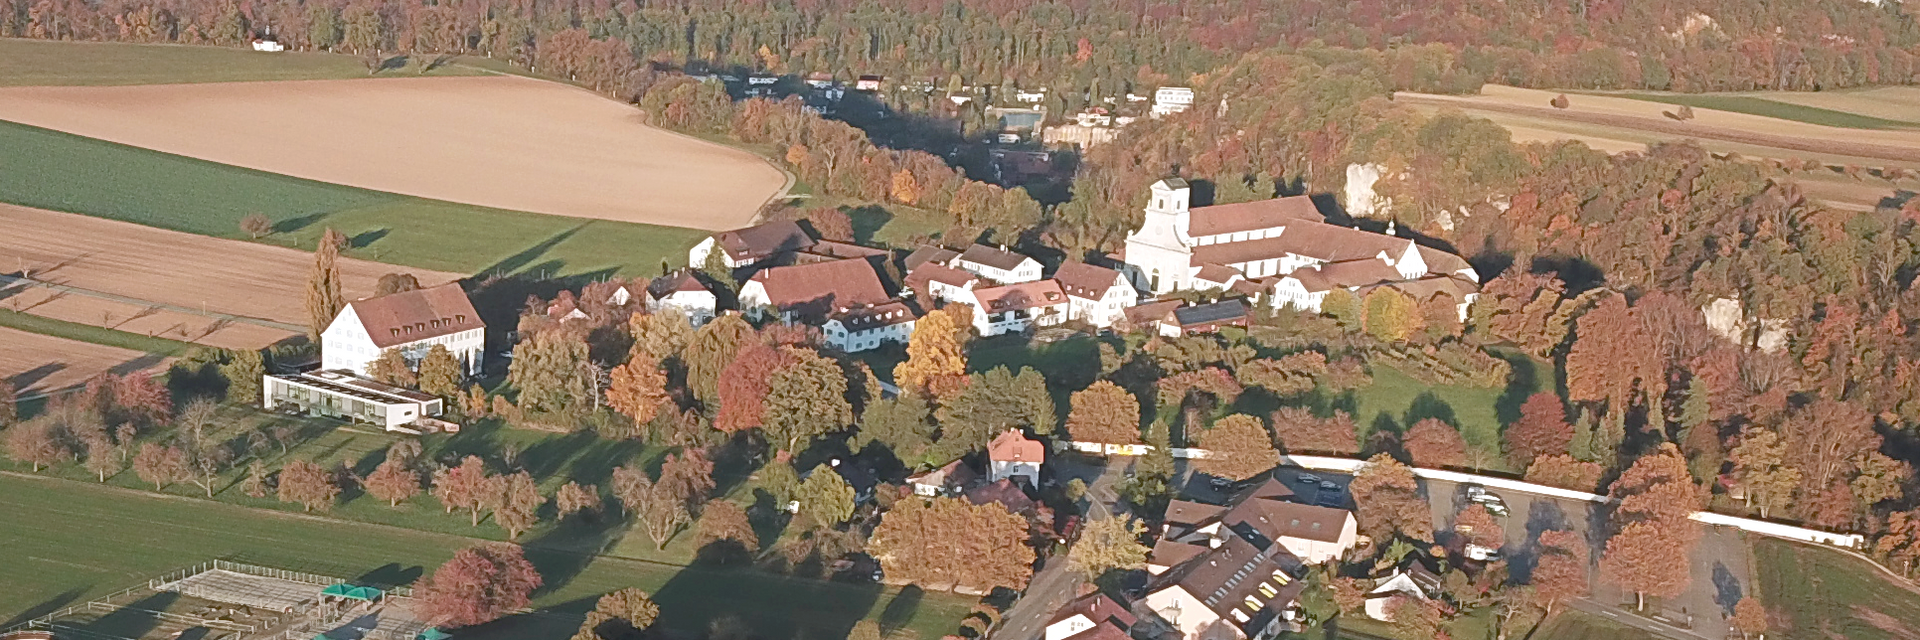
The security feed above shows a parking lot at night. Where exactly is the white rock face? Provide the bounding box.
[1702,297,1788,353]
[1345,163,1389,219]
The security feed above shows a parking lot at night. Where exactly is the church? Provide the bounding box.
[1119,179,1480,317]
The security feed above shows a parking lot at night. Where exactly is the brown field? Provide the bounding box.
[0,204,466,348]
[0,327,168,396]
[0,75,788,231]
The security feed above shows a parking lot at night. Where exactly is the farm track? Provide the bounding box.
[1397,92,1920,163]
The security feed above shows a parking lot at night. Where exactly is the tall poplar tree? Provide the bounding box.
[304,229,346,341]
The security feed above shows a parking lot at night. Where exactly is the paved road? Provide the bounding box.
[992,458,1127,640]
[0,273,307,332]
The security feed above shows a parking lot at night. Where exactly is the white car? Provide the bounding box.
[1466,544,1501,561]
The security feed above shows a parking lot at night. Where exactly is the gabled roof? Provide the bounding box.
[988,429,1045,463]
[966,478,1039,514]
[1173,300,1249,327]
[714,220,816,261]
[1150,531,1305,636]
[1187,196,1324,237]
[1053,262,1126,300]
[347,283,482,349]
[1048,593,1138,631]
[1124,300,1183,327]
[829,300,918,330]
[907,260,977,294]
[1165,499,1228,527]
[957,244,1036,272]
[747,258,889,312]
[973,280,1067,313]
[1223,496,1351,544]
[904,245,962,272]
[1315,259,1403,288]
[1149,539,1209,568]
[1357,274,1479,302]
[907,458,979,489]
[1191,263,1242,285]
[647,270,711,299]
[1189,219,1411,267]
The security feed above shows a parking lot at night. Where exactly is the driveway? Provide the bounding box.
[992,458,1129,640]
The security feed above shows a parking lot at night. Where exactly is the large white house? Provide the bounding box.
[1053,261,1138,329]
[737,257,891,323]
[822,301,918,353]
[949,279,1069,336]
[321,283,484,377]
[688,220,816,269]
[1120,179,1479,319]
[987,430,1044,486]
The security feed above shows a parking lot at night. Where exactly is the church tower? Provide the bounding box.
[1123,178,1196,294]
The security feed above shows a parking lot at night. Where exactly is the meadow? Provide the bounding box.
[0,38,487,87]
[1752,537,1920,640]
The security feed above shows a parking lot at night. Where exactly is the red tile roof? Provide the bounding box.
[1123,300,1182,328]
[1187,196,1324,237]
[988,429,1045,463]
[958,244,1035,271]
[904,245,961,272]
[1053,262,1125,299]
[1191,263,1242,285]
[748,258,889,312]
[349,282,481,349]
[715,220,816,261]
[647,270,709,298]
[972,280,1067,313]
[829,300,918,330]
[1048,593,1138,630]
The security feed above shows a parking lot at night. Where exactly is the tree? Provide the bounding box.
[435,456,495,525]
[418,344,463,397]
[305,229,346,341]
[1362,287,1421,343]
[763,349,854,452]
[365,459,421,506]
[935,367,1055,458]
[1729,426,1799,518]
[240,213,273,239]
[869,496,1035,590]
[606,353,669,427]
[220,349,266,405]
[695,500,759,553]
[894,309,969,397]
[1731,596,1767,640]
[552,482,600,521]
[278,459,340,512]
[0,384,14,427]
[629,309,695,363]
[1271,407,1359,456]
[6,419,67,472]
[1454,504,1503,550]
[795,464,857,525]
[1504,392,1572,466]
[1064,381,1142,444]
[658,448,717,510]
[1600,520,1692,611]
[132,443,187,489]
[508,330,594,413]
[376,272,422,295]
[698,243,737,290]
[1322,288,1360,328]
[714,344,789,432]
[1350,454,1433,542]
[1403,418,1468,468]
[577,588,660,640]
[613,466,689,549]
[415,544,543,627]
[185,439,234,497]
[1067,517,1149,579]
[1193,415,1279,481]
[1530,529,1588,616]
[1523,454,1604,492]
[855,395,935,467]
[1610,443,1701,527]
[82,432,123,481]
[683,314,754,404]
[369,348,418,387]
[489,471,544,540]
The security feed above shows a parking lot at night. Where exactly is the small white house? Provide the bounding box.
[688,220,816,270]
[646,270,718,326]
[822,301,918,353]
[250,38,285,52]
[1364,562,1442,621]
[951,244,1043,283]
[987,430,1044,486]
[320,283,484,377]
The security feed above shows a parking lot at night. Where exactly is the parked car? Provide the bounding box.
[1464,485,1511,515]
[1295,473,1321,485]
[1465,544,1502,562]
[1318,480,1339,491]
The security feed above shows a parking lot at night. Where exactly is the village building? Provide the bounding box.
[1140,529,1304,640]
[1119,179,1479,319]
[951,279,1069,336]
[951,244,1043,283]
[822,300,918,353]
[263,370,445,432]
[320,283,484,377]
[1151,478,1359,572]
[1053,261,1138,329]
[907,459,980,497]
[1363,559,1443,621]
[1152,87,1195,117]
[645,270,718,325]
[688,220,817,270]
[1045,594,1137,640]
[987,429,1044,486]
[737,258,891,323]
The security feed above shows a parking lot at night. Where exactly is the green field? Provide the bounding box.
[0,308,193,357]
[1753,537,1920,640]
[1524,611,1662,640]
[0,119,708,279]
[1322,349,1550,471]
[0,38,491,87]
[1607,92,1920,130]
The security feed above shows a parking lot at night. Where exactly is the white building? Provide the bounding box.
[1152,87,1194,117]
[645,270,718,326]
[688,220,817,270]
[951,244,1043,283]
[1364,562,1442,621]
[320,283,484,378]
[1141,532,1302,640]
[263,370,444,431]
[949,279,1069,336]
[822,301,918,353]
[1119,179,1479,318]
[250,38,286,52]
[987,430,1044,486]
[1053,262,1137,329]
[1045,594,1136,640]
[1015,88,1049,103]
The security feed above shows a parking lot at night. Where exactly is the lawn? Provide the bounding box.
[0,473,974,640]
[1327,349,1552,471]
[1752,537,1920,640]
[1607,92,1920,130]
[0,308,194,357]
[1522,610,1662,640]
[0,38,485,87]
[0,119,709,279]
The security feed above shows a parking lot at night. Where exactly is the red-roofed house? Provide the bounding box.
[950,279,1070,336]
[987,429,1044,486]
[1046,594,1137,640]
[738,258,891,323]
[646,269,718,325]
[822,301,918,353]
[321,282,484,377]
[688,220,818,269]
[1054,261,1138,328]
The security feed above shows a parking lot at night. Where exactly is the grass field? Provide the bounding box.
[0,473,973,640]
[0,309,192,357]
[0,38,492,87]
[1607,92,1920,130]
[0,119,708,279]
[1752,537,1920,640]
[1524,611,1662,640]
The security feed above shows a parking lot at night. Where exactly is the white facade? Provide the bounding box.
[263,370,442,431]
[990,458,1041,486]
[823,315,916,353]
[251,39,285,52]
[1124,180,1198,295]
[320,305,485,377]
[736,280,775,318]
[1045,614,1098,640]
[1063,274,1138,329]
[952,253,1043,283]
[648,290,717,326]
[687,236,752,269]
[1277,515,1359,565]
[1152,87,1195,117]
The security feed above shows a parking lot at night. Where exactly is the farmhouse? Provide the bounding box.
[1152,478,1358,571]
[689,220,817,269]
[738,258,891,323]
[1118,179,1479,319]
[646,270,718,325]
[950,279,1069,336]
[321,283,484,377]
[1054,261,1138,329]
[262,369,444,431]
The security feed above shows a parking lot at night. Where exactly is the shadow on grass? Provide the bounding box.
[2,586,87,629]
[650,552,884,640]
[78,590,178,640]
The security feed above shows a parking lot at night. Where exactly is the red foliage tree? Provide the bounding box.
[714,344,790,433]
[1403,418,1468,469]
[1531,529,1589,615]
[1504,392,1572,466]
[415,544,544,627]
[1271,407,1359,456]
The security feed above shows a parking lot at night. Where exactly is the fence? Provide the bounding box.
[3,558,417,638]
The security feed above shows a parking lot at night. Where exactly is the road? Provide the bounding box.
[992,458,1127,640]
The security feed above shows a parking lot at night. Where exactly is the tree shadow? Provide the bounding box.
[519,431,598,480]
[1711,561,1742,615]
[649,554,883,640]
[79,590,179,640]
[1494,350,1542,428]
[273,212,331,235]
[878,585,923,635]
[348,228,390,250]
[564,437,654,488]
[354,562,424,589]
[1401,391,1457,427]
[481,225,587,279]
[452,598,596,640]
[2,586,87,629]
[523,516,630,598]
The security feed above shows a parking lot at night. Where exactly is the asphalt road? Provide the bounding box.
[992,458,1128,640]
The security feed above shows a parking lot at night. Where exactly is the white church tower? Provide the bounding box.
[1123,178,1196,294]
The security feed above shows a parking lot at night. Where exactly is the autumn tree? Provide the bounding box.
[795,464,857,525]
[240,213,273,239]
[1271,407,1359,456]
[613,466,688,549]
[1237,352,1327,397]
[1731,596,1767,640]
[489,471,544,540]
[375,272,422,295]
[1064,381,1142,445]
[417,344,463,397]
[1523,454,1604,492]
[681,314,754,404]
[5,419,68,471]
[855,395,935,467]
[763,349,853,452]
[1453,504,1504,550]
[415,544,543,627]
[1601,520,1692,611]
[1194,415,1280,481]
[695,500,760,557]
[82,432,123,481]
[220,349,266,405]
[556,482,602,520]
[1350,453,1434,542]
[435,455,495,525]
[305,229,346,341]
[278,459,340,512]
[508,330,594,413]
[628,309,694,363]
[1610,444,1703,527]
[367,348,418,387]
[932,367,1054,458]
[1067,517,1149,579]
[365,458,421,506]
[606,353,669,427]
[869,497,1035,590]
[576,588,661,640]
[132,442,187,489]
[894,309,969,397]
[714,344,789,433]
[1403,418,1469,469]
[1530,529,1589,615]
[1362,287,1421,343]
[657,448,717,511]
[1729,426,1799,518]
[1504,392,1572,467]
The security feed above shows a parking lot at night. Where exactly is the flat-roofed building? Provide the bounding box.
[263,370,445,431]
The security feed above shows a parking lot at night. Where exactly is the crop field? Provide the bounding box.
[0,75,786,231]
[0,119,710,278]
[0,326,168,396]
[0,38,492,87]
[1753,537,1920,640]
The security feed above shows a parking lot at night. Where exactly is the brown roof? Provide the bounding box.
[1053,261,1125,300]
[1225,498,1351,544]
[349,282,482,349]
[830,301,918,330]
[908,458,979,489]
[973,280,1067,313]
[905,261,977,300]
[1191,263,1242,285]
[1315,259,1403,288]
[1124,300,1182,328]
[1418,246,1474,277]
[904,245,961,272]
[1190,219,1410,266]
[1230,278,1270,297]
[715,220,816,261]
[647,270,710,298]
[966,478,1038,513]
[805,240,891,260]
[988,429,1045,463]
[1357,274,1479,301]
[1048,594,1138,630]
[958,244,1036,272]
[1152,533,1305,635]
[1187,196,1324,237]
[1165,500,1228,526]
[1149,539,1209,568]
[1283,268,1340,293]
[747,258,889,313]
